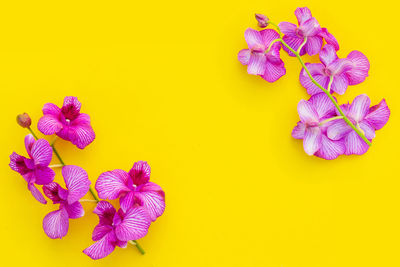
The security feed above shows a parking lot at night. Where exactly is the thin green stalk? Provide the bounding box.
[276,37,372,146]
[129,240,145,255]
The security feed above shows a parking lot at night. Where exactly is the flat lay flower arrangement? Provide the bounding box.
[238,7,390,159]
[9,96,165,260]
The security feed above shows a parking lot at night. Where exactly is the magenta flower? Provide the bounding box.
[9,134,54,204]
[300,44,370,95]
[238,28,286,82]
[83,201,151,260]
[279,7,338,56]
[292,93,345,160]
[327,95,390,155]
[42,165,91,239]
[38,96,95,149]
[95,161,165,222]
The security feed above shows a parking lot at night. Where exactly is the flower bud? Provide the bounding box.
[255,13,269,28]
[16,113,31,128]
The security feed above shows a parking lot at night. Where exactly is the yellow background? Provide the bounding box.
[0,0,399,266]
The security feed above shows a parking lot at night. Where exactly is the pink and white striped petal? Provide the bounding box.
[365,99,390,130]
[348,94,371,122]
[238,49,250,65]
[303,127,322,155]
[315,135,345,160]
[295,7,312,25]
[31,139,53,167]
[42,207,69,239]
[64,201,85,219]
[95,170,131,200]
[62,165,91,204]
[136,182,166,222]
[344,131,370,155]
[37,115,63,135]
[83,231,117,260]
[114,207,151,241]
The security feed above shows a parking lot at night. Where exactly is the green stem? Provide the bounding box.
[28,127,39,140]
[89,187,100,202]
[277,37,372,146]
[297,37,307,54]
[319,116,343,126]
[266,38,281,53]
[129,240,145,255]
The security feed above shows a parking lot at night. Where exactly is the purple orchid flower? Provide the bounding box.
[292,93,345,160]
[9,134,54,204]
[83,201,151,260]
[37,96,95,149]
[95,161,165,222]
[42,165,91,239]
[300,44,370,95]
[238,28,286,82]
[279,7,338,56]
[327,95,390,155]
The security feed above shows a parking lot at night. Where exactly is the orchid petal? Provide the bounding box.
[37,115,63,135]
[344,131,370,155]
[348,94,370,122]
[365,99,390,130]
[135,182,166,222]
[120,191,135,212]
[304,36,323,56]
[282,35,304,56]
[244,28,263,49]
[42,207,69,239]
[359,121,376,140]
[278,22,297,37]
[9,152,30,175]
[303,127,322,155]
[315,134,345,160]
[43,182,67,203]
[320,28,339,51]
[319,44,338,66]
[63,96,81,113]
[83,231,116,260]
[345,51,370,85]
[330,74,349,95]
[64,201,84,219]
[34,167,55,185]
[259,29,280,47]
[31,139,53,167]
[309,93,336,119]
[300,18,321,37]
[292,122,306,139]
[297,99,319,124]
[43,103,61,116]
[24,134,35,157]
[92,224,113,241]
[129,161,151,186]
[327,58,353,76]
[261,61,286,82]
[247,53,267,75]
[62,165,91,204]
[28,183,47,204]
[93,201,116,226]
[115,207,151,241]
[67,124,96,149]
[95,169,130,200]
[299,63,329,95]
[327,119,352,140]
[238,49,250,65]
[295,7,312,25]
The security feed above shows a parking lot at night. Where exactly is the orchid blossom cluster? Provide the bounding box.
[238,7,390,159]
[9,96,165,260]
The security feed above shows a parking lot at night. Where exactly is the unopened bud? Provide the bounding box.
[255,13,269,28]
[17,113,31,128]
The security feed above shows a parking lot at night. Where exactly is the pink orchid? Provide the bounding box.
[95,161,165,222]
[279,7,338,56]
[83,201,151,260]
[327,95,390,155]
[300,44,370,95]
[42,165,91,239]
[292,93,345,160]
[238,28,286,82]
[38,96,95,149]
[9,134,54,204]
